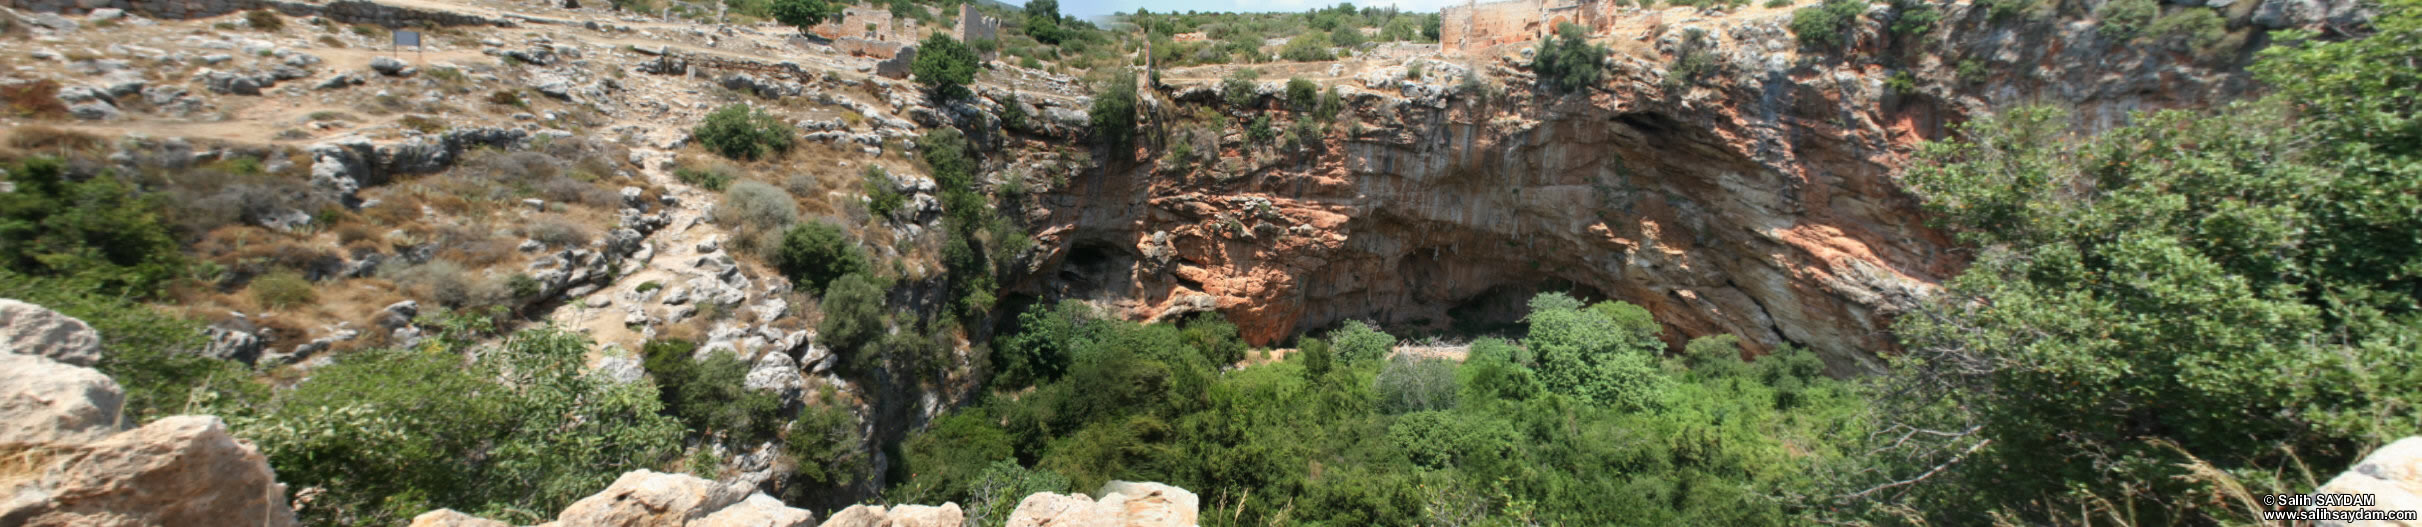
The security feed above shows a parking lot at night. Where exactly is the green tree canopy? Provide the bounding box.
[912,33,980,101]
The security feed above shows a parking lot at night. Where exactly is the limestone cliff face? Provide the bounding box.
[1021,1,2334,371]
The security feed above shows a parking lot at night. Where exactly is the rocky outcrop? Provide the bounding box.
[411,470,821,527]
[2312,437,2422,525]
[1026,3,2292,373]
[1005,481,1198,527]
[404,472,1204,527]
[4,416,298,527]
[0,353,123,448]
[1,300,299,527]
[0,299,102,367]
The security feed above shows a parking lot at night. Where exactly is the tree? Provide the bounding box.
[1089,73,1138,150]
[1530,22,1607,94]
[1523,295,1667,409]
[771,0,841,34]
[640,339,782,442]
[1328,320,1394,366]
[912,33,980,101]
[817,272,884,365]
[771,221,868,293]
[693,104,793,161]
[0,158,184,294]
[1023,0,1064,44]
[1285,77,1318,111]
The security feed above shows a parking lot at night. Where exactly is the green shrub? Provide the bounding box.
[1955,58,1988,83]
[1315,87,1343,121]
[248,269,316,310]
[1525,294,1668,409]
[1284,77,1318,111]
[1376,355,1459,414]
[1,271,260,423]
[242,329,682,525]
[244,9,284,31]
[1765,0,1792,7]
[1282,33,1335,61]
[1244,114,1276,145]
[912,33,980,101]
[1860,12,2422,517]
[1328,319,1393,365]
[1889,0,1941,37]
[713,180,798,233]
[1089,74,1138,149]
[816,272,884,365]
[2094,0,2157,40]
[1885,71,1919,94]
[1023,0,1065,44]
[863,166,906,218]
[1531,22,1608,94]
[675,166,734,191]
[1663,28,1720,92]
[771,221,868,293]
[1790,0,1868,50]
[998,93,1028,131]
[694,104,793,161]
[641,339,783,442]
[782,398,869,494]
[2147,7,2226,50]
[1220,68,1261,109]
[770,0,841,33]
[0,158,184,294]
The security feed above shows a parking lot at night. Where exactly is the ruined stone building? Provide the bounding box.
[1439,0,1617,53]
[952,3,996,43]
[811,5,895,41]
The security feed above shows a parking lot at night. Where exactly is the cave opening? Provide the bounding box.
[1053,239,1131,301]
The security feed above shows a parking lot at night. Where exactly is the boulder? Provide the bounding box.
[0,353,122,448]
[0,298,104,366]
[4,416,298,527]
[694,493,816,527]
[883,503,964,527]
[553,470,752,526]
[409,509,512,527]
[370,56,409,75]
[2313,436,2422,521]
[1005,481,1197,527]
[743,350,805,400]
[817,504,887,527]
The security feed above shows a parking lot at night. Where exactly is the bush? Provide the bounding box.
[2147,8,2226,50]
[1315,87,1342,121]
[1524,294,1668,409]
[1328,319,1393,365]
[1531,22,1608,94]
[771,221,868,293]
[675,165,735,191]
[1220,69,1261,109]
[0,158,184,294]
[1244,115,1276,145]
[2094,0,2157,40]
[912,33,980,101]
[1280,34,1334,61]
[1089,74,1138,149]
[1023,0,1065,44]
[1,271,260,423]
[863,166,906,218]
[1376,355,1459,414]
[770,0,841,33]
[1765,0,1791,7]
[641,339,783,441]
[694,104,793,161]
[1790,0,1867,50]
[714,180,799,234]
[782,399,868,492]
[1888,0,1940,37]
[248,269,316,310]
[1664,28,1720,91]
[816,273,884,364]
[998,93,1029,131]
[243,329,682,525]
[1284,77,1318,111]
[244,9,284,31]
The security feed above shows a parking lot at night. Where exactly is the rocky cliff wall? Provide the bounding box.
[1025,0,2349,372]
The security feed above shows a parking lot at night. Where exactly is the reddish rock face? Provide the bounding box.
[1019,6,2263,374]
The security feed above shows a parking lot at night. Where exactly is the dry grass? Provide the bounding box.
[1,80,70,120]
[7,125,105,154]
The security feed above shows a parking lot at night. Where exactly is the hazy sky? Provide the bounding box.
[1050,0,1459,19]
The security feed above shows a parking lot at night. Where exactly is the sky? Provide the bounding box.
[1043,0,1461,19]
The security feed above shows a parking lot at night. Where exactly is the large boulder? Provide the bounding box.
[693,493,816,527]
[0,298,103,366]
[0,353,122,448]
[552,470,755,526]
[3,416,298,527]
[409,509,512,527]
[2311,437,2422,523]
[1005,481,1198,527]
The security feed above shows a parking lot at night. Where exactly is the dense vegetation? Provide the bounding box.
[892,295,1868,525]
[1531,22,1608,94]
[1830,2,2422,522]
